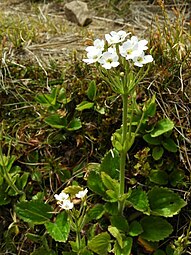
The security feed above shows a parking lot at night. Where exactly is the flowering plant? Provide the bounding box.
[54,186,89,252]
[83,30,154,215]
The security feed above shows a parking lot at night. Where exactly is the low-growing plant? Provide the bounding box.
[0,133,28,205]
[13,30,187,255]
[35,86,82,131]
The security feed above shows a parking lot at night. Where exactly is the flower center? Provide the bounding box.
[107,58,113,64]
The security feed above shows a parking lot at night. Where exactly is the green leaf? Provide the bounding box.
[87,80,97,101]
[44,114,67,129]
[63,185,82,195]
[154,249,166,255]
[19,172,29,189]
[114,237,133,255]
[149,170,168,185]
[35,87,59,107]
[0,155,17,173]
[95,105,105,115]
[127,188,150,214]
[169,169,185,187]
[30,246,57,255]
[142,94,156,120]
[100,149,120,179]
[15,200,53,224]
[151,119,174,137]
[88,232,111,255]
[111,129,123,152]
[86,204,105,221]
[45,211,70,242]
[162,138,177,152]
[152,146,164,160]
[104,202,118,215]
[62,252,76,255]
[143,134,161,145]
[108,226,123,248]
[76,101,94,111]
[0,182,11,205]
[129,220,143,236]
[101,172,119,194]
[25,233,42,243]
[140,216,173,241]
[87,171,106,196]
[106,190,119,202]
[148,187,187,217]
[57,87,67,103]
[67,118,82,131]
[110,215,129,233]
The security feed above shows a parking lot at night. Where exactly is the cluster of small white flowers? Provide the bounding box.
[54,188,88,210]
[83,30,153,69]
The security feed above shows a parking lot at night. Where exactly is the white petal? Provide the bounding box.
[60,200,74,210]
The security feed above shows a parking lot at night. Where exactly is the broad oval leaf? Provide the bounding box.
[152,146,164,160]
[148,187,187,217]
[30,246,57,255]
[149,169,168,185]
[114,237,133,255]
[162,137,177,152]
[45,211,70,242]
[87,80,97,101]
[16,200,53,224]
[140,216,173,241]
[110,215,129,233]
[143,134,161,145]
[67,118,82,131]
[127,187,150,215]
[88,232,111,255]
[86,204,105,222]
[44,114,67,129]
[87,171,106,196]
[151,119,174,137]
[129,220,143,237]
[169,169,185,187]
[100,149,120,179]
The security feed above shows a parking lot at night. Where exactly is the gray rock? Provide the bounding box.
[64,1,92,27]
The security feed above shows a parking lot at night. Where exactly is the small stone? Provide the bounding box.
[64,1,92,27]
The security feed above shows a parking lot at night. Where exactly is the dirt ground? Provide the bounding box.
[2,0,189,63]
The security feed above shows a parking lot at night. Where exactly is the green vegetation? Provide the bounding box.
[0,0,191,254]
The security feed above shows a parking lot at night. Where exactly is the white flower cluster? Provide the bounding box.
[54,188,88,210]
[83,31,153,69]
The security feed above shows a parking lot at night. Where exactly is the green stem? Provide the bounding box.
[118,93,128,215]
[0,144,23,195]
[76,228,81,254]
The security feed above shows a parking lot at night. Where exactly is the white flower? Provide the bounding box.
[105,30,129,45]
[83,47,103,64]
[98,51,120,69]
[54,192,69,201]
[119,41,141,60]
[133,52,153,67]
[93,39,105,51]
[59,199,74,210]
[119,36,149,60]
[85,39,105,53]
[129,36,148,52]
[138,39,148,52]
[108,46,117,54]
[76,188,88,199]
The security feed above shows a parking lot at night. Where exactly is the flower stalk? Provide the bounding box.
[83,30,153,216]
[118,92,128,215]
